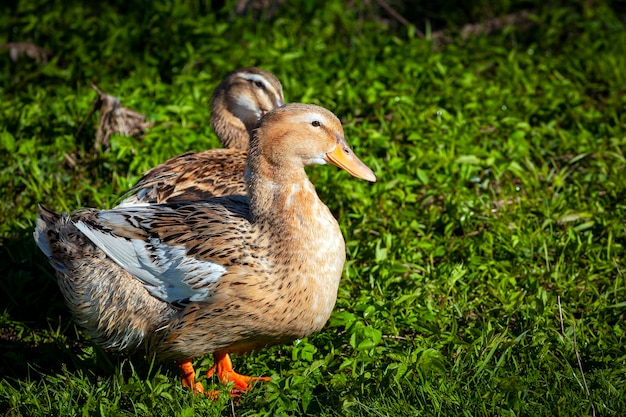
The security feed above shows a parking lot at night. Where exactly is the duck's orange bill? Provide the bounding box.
[325,138,376,182]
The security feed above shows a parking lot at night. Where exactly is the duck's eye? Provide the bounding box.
[311,120,321,127]
[254,81,264,89]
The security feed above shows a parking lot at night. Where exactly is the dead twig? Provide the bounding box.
[63,152,78,169]
[374,0,425,38]
[557,296,596,417]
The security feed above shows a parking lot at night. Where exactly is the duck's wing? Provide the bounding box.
[74,198,258,306]
[117,149,248,207]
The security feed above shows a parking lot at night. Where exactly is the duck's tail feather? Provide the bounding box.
[34,204,61,259]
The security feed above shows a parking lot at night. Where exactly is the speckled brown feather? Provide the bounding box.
[119,68,284,206]
[35,205,176,352]
[120,150,248,205]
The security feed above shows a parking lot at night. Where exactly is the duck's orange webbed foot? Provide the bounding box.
[178,359,205,394]
[206,352,270,395]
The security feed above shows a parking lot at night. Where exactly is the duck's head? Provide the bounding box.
[211,67,284,148]
[249,103,376,183]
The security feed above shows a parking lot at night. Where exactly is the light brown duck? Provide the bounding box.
[35,103,376,395]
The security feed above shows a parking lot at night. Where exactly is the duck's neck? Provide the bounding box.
[247,170,318,230]
[210,101,250,150]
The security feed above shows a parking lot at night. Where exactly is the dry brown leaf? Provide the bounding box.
[0,42,52,64]
[89,83,153,152]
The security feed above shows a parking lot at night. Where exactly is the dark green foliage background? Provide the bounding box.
[1,0,625,415]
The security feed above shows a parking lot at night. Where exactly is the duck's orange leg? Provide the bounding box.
[178,359,204,393]
[206,352,270,393]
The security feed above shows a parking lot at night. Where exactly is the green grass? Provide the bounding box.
[2,0,626,415]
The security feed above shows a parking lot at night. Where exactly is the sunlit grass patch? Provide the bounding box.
[1,0,625,415]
